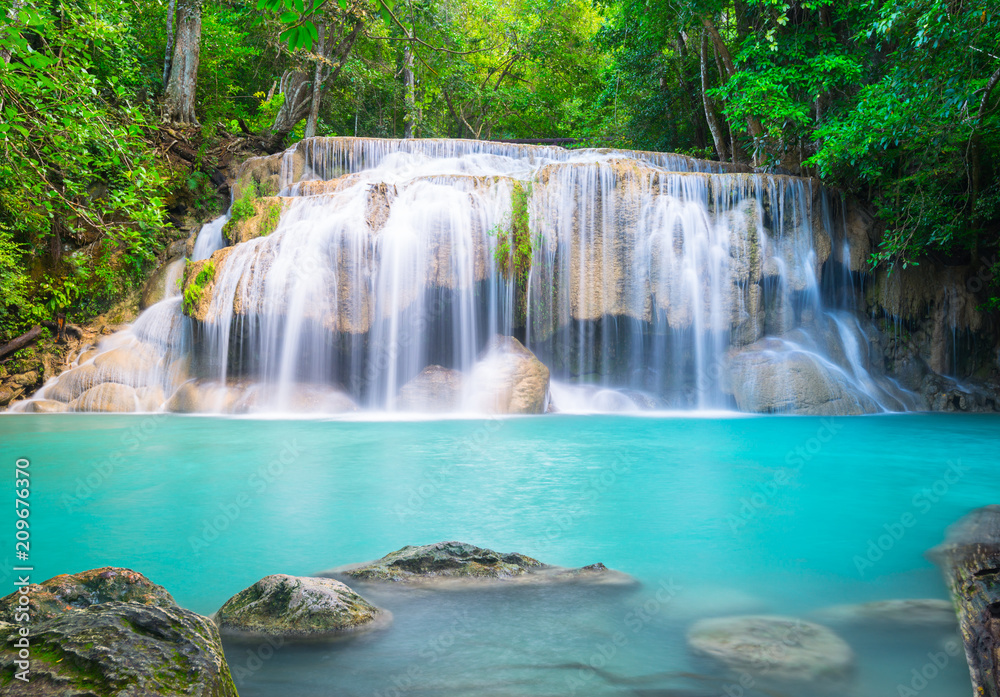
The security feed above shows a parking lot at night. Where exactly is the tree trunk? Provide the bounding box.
[304,24,326,139]
[162,0,176,87]
[163,0,201,126]
[0,326,42,360]
[930,506,1000,697]
[701,15,764,141]
[699,31,728,162]
[403,44,415,138]
[267,70,313,149]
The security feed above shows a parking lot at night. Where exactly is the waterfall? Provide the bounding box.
[14,138,922,415]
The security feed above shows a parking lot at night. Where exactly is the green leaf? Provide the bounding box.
[279,11,298,23]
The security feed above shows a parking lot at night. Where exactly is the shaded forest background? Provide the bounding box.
[1,0,998,344]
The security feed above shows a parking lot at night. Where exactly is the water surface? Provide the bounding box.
[3,413,996,696]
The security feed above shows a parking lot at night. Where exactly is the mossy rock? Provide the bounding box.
[0,602,238,696]
[222,197,288,245]
[0,567,176,624]
[216,575,385,639]
[331,541,632,587]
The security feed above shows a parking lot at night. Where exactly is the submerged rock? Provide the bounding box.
[928,505,1000,697]
[216,574,385,638]
[331,541,630,587]
[814,598,956,629]
[397,365,464,412]
[0,602,238,697]
[470,336,550,414]
[725,339,880,415]
[687,615,854,685]
[0,567,176,624]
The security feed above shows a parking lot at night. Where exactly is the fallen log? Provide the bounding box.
[929,505,1000,697]
[0,326,42,360]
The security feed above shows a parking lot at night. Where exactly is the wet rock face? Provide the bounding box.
[396,365,464,411]
[0,567,176,624]
[216,575,384,638]
[0,602,238,697]
[929,505,1000,697]
[164,379,358,414]
[470,336,550,414]
[687,615,854,686]
[725,339,880,415]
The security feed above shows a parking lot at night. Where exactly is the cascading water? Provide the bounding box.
[14,137,919,415]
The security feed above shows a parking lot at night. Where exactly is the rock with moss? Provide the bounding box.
[0,567,176,624]
[222,197,288,245]
[928,505,1000,697]
[687,615,854,687]
[0,601,238,696]
[330,541,631,587]
[216,575,385,639]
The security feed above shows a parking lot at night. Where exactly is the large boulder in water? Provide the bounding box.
[0,602,238,697]
[928,505,1000,697]
[725,339,879,415]
[43,363,101,403]
[0,567,176,624]
[397,365,464,412]
[22,399,68,413]
[330,541,630,587]
[215,575,386,639]
[68,382,139,412]
[687,615,854,685]
[469,336,550,414]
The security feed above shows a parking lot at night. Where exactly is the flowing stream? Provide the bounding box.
[14,138,922,415]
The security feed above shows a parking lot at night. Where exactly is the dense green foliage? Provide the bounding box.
[596,0,1000,277]
[0,0,997,343]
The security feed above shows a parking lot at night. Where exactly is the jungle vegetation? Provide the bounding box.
[0,0,998,341]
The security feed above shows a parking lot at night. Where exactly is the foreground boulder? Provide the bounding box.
[330,541,630,586]
[0,602,238,696]
[469,336,550,414]
[929,505,1000,697]
[216,574,385,639]
[0,567,176,624]
[687,615,854,685]
[814,598,956,630]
